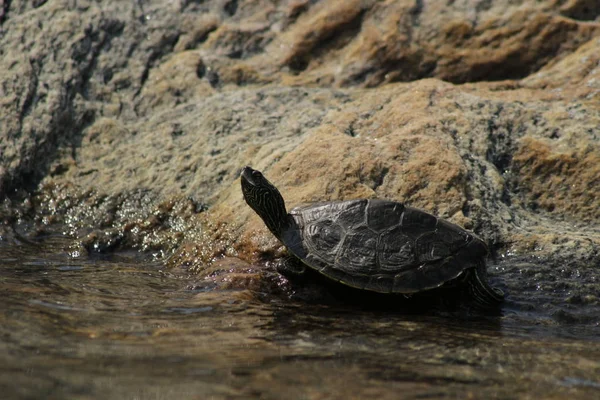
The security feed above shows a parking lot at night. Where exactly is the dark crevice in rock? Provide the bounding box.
[18,58,41,128]
[484,105,513,174]
[409,0,423,27]
[287,55,309,74]
[451,53,532,84]
[371,167,390,191]
[0,0,10,25]
[136,31,181,96]
[380,53,434,85]
[196,59,206,79]
[179,0,203,12]
[404,0,423,46]
[484,105,516,209]
[343,118,358,137]
[343,125,357,137]
[286,0,310,24]
[134,0,148,25]
[343,66,377,87]
[205,67,221,88]
[75,20,126,100]
[223,0,238,17]
[319,8,366,52]
[475,0,493,13]
[185,25,218,50]
[559,0,600,21]
[288,9,367,74]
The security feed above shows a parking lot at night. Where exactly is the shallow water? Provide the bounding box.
[1,236,599,399]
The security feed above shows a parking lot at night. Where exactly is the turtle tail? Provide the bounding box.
[467,267,504,309]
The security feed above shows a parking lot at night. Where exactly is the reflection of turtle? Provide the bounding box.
[240,166,504,307]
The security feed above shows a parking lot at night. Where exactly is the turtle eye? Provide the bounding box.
[252,170,262,179]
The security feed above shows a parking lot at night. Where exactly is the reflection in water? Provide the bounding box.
[0,236,598,399]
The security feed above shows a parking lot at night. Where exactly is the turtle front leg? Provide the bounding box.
[277,255,307,277]
[276,254,341,304]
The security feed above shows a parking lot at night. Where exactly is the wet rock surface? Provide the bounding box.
[1,1,599,320]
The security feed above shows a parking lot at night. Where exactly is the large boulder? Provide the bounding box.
[0,1,599,311]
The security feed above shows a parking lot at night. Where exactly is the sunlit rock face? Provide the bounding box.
[0,0,599,290]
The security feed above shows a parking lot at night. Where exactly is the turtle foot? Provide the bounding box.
[277,255,307,277]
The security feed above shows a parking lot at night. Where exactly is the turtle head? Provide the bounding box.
[240,166,288,237]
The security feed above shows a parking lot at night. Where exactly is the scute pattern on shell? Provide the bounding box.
[286,199,486,294]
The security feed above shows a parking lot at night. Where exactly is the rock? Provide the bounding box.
[0,0,599,313]
[3,1,600,198]
[205,76,600,264]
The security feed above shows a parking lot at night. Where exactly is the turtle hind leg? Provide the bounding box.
[277,255,307,277]
[467,267,505,309]
[276,255,338,303]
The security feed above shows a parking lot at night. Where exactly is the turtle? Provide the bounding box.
[240,166,504,307]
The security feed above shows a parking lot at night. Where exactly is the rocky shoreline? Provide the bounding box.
[1,1,599,307]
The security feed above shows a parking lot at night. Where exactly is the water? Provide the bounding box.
[1,236,599,399]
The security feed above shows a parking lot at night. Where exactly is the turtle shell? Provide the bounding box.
[280,199,487,294]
